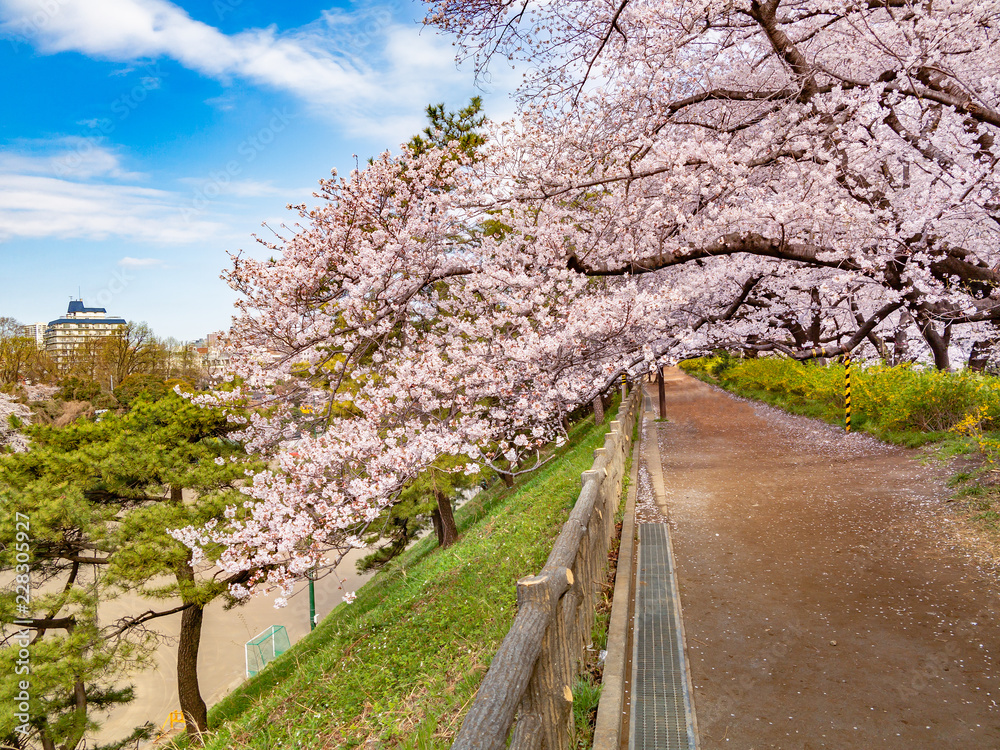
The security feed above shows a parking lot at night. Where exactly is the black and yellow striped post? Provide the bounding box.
[843,351,852,433]
[621,371,627,399]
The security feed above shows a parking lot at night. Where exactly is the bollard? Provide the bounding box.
[659,365,666,419]
[844,353,852,433]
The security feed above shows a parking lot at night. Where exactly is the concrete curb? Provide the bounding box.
[592,390,643,749]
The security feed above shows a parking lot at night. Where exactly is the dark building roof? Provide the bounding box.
[66,300,107,314]
[48,299,123,327]
[47,317,127,327]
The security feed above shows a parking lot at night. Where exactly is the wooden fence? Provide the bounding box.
[452,386,643,749]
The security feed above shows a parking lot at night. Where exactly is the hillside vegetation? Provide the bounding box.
[183,405,617,750]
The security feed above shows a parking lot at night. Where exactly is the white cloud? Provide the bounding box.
[176,176,285,198]
[0,140,144,181]
[225,180,285,198]
[0,0,479,140]
[204,93,236,111]
[0,142,307,245]
[0,172,229,243]
[0,1,522,247]
[119,256,163,267]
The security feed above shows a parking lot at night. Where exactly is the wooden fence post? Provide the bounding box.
[453,387,644,749]
[511,570,574,750]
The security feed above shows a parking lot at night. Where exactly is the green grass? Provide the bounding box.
[180,406,621,750]
[570,674,602,749]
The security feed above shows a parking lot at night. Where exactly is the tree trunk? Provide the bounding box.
[431,489,458,548]
[176,563,207,744]
[807,287,822,346]
[968,337,996,372]
[780,315,809,348]
[918,314,952,370]
[592,395,604,424]
[173,482,206,745]
[891,309,912,365]
[62,679,88,750]
[969,340,990,372]
[501,472,514,488]
[849,294,889,361]
[431,505,442,543]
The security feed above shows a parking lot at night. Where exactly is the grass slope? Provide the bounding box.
[192,410,615,750]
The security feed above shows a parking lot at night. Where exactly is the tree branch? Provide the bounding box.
[569,232,864,275]
[745,300,903,359]
[105,602,197,638]
[573,1,631,105]
[748,0,818,101]
[692,275,765,330]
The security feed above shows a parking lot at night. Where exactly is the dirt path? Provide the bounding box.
[646,369,1000,749]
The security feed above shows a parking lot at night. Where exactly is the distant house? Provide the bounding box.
[45,299,126,368]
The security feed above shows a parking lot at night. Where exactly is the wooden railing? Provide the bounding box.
[452,386,642,750]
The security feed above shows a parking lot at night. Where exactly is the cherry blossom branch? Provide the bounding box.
[747,0,819,102]
[741,300,903,359]
[573,0,631,106]
[568,232,864,276]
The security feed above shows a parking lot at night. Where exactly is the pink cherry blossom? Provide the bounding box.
[177,0,1000,599]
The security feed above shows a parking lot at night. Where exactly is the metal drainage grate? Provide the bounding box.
[629,523,697,750]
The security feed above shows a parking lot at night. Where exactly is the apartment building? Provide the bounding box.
[19,322,47,347]
[44,299,126,367]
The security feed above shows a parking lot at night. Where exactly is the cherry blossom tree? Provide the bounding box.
[427,0,1000,369]
[176,0,999,599]
[0,392,31,453]
[170,134,661,596]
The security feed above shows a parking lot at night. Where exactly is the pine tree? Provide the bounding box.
[0,392,264,747]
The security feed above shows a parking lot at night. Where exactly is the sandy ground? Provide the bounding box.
[94,550,372,744]
[643,369,1000,749]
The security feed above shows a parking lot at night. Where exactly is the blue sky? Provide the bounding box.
[0,0,516,340]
